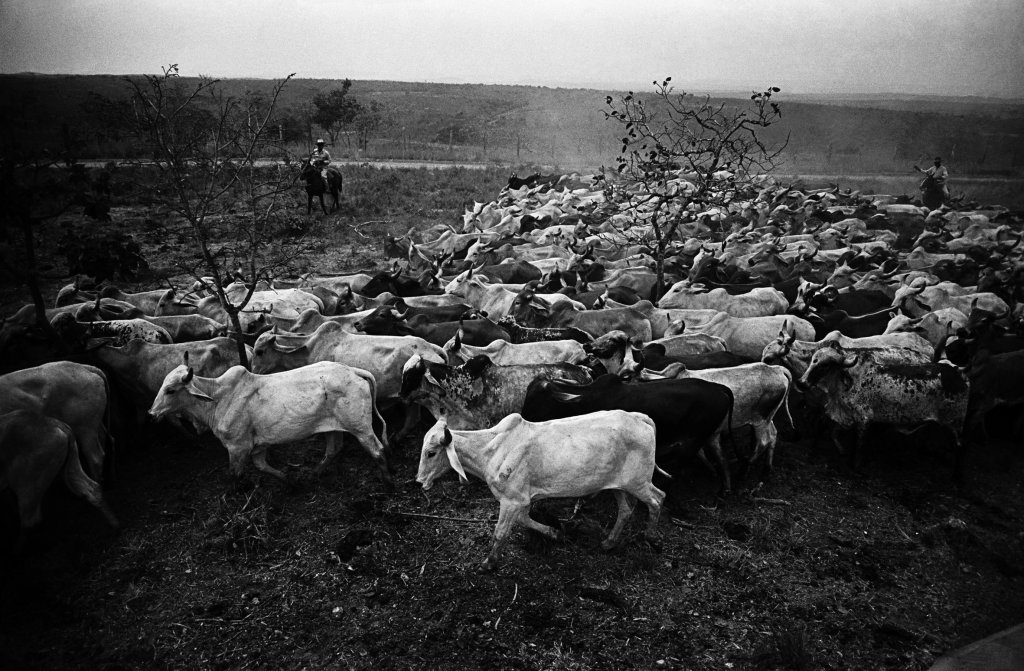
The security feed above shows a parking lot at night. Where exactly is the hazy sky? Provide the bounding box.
[2,0,1023,97]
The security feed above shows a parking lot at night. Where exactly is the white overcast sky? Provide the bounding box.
[1,0,1023,97]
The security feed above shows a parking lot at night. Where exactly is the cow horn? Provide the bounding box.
[466,266,474,279]
[442,426,453,445]
[183,367,194,383]
[453,329,463,350]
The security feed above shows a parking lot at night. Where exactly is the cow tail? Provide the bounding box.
[360,370,389,451]
[725,387,738,459]
[99,368,117,484]
[61,423,119,528]
[779,371,796,431]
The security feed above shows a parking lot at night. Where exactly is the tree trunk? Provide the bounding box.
[226,310,250,370]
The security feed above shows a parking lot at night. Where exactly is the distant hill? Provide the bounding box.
[2,73,1022,176]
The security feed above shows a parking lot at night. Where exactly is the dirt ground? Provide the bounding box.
[2,174,1023,671]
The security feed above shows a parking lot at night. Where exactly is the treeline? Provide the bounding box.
[2,73,1023,174]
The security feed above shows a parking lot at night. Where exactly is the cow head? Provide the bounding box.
[401,353,449,400]
[355,306,414,336]
[761,324,799,364]
[149,363,214,422]
[585,330,640,376]
[417,420,467,489]
[798,341,858,389]
[891,280,931,316]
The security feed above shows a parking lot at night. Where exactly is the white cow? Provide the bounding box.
[883,308,968,347]
[416,411,666,570]
[658,282,788,317]
[149,361,391,486]
[672,313,815,360]
[251,321,445,438]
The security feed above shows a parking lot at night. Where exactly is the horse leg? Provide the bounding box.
[307,192,313,215]
[319,194,328,215]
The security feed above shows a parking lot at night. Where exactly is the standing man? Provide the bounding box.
[915,156,949,202]
[311,139,332,189]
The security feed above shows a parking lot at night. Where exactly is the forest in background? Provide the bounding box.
[2,73,1023,176]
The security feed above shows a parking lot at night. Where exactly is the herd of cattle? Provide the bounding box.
[2,169,1023,567]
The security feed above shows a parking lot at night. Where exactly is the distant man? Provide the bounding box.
[915,156,949,202]
[311,139,332,188]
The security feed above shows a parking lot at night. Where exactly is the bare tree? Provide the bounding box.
[125,64,302,367]
[603,78,787,298]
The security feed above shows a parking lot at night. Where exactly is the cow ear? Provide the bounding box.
[444,440,469,484]
[424,369,442,388]
[186,374,214,401]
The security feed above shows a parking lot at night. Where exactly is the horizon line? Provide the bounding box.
[3,70,1023,103]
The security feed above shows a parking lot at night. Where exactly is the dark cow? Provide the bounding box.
[792,285,891,317]
[965,349,1024,439]
[496,315,593,345]
[400,354,591,430]
[805,307,895,340]
[0,410,119,544]
[521,374,737,493]
[360,265,438,298]
[383,297,476,324]
[355,307,509,346]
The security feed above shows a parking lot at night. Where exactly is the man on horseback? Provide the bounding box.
[915,156,949,202]
[310,139,332,190]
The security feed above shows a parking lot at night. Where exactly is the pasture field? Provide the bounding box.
[1,165,1023,671]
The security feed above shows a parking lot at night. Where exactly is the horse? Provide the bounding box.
[919,174,945,211]
[301,160,344,214]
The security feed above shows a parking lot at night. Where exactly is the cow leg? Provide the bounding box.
[63,435,119,528]
[747,422,778,482]
[950,429,965,486]
[484,499,524,571]
[14,484,45,531]
[643,483,665,543]
[830,425,847,456]
[349,429,394,491]
[602,490,636,551]
[705,433,732,496]
[250,445,288,483]
[852,424,868,472]
[517,511,561,541]
[314,432,342,476]
[393,401,422,442]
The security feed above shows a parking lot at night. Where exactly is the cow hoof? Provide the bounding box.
[479,559,499,573]
[600,539,621,552]
[645,536,663,553]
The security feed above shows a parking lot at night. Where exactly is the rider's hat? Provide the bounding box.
[316,138,325,145]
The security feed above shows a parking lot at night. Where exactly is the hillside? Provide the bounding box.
[2,73,1023,175]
